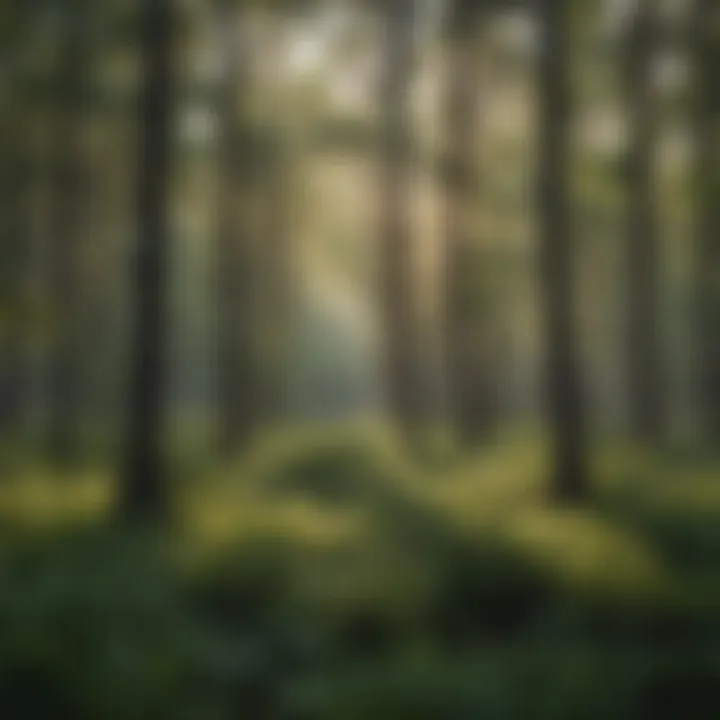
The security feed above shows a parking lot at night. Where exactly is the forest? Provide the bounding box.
[1,0,720,717]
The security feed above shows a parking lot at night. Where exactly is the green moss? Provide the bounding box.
[1,434,720,717]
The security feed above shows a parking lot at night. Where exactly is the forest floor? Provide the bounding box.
[1,429,719,719]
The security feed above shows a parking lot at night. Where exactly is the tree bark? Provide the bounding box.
[0,128,30,446]
[121,0,177,520]
[692,0,720,442]
[537,0,588,501]
[381,0,425,446]
[47,5,91,466]
[444,1,499,446]
[215,7,266,454]
[0,20,32,446]
[624,0,664,443]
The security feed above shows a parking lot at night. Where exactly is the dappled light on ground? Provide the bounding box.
[2,432,720,717]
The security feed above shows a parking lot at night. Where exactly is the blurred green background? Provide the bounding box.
[1,0,720,717]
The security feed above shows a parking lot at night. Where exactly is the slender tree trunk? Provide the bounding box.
[215,8,265,454]
[536,0,588,501]
[444,1,498,446]
[262,132,295,422]
[0,31,31,444]
[0,132,30,447]
[381,0,424,445]
[47,7,90,465]
[692,0,720,441]
[624,0,664,443]
[121,0,177,520]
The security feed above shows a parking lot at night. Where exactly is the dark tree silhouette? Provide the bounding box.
[47,0,92,465]
[0,28,32,444]
[536,0,588,501]
[444,0,499,445]
[380,0,425,445]
[692,0,720,441]
[0,173,30,448]
[215,5,264,454]
[121,0,177,519]
[624,0,664,443]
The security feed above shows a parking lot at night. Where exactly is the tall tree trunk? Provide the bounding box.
[624,0,664,443]
[537,0,588,501]
[0,126,30,448]
[262,132,295,422]
[121,0,177,520]
[381,0,424,445]
[444,1,498,446]
[692,0,720,441]
[47,5,91,465]
[0,27,32,448]
[215,7,265,454]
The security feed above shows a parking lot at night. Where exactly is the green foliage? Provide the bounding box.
[0,530,195,719]
[258,434,411,504]
[2,438,720,718]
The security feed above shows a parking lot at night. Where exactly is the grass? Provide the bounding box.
[1,429,720,717]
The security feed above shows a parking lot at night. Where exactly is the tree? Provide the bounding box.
[0,140,28,445]
[215,3,266,453]
[624,0,664,443]
[380,0,425,445]
[536,0,588,501]
[121,0,178,519]
[692,0,720,441]
[46,0,93,465]
[214,1,298,453]
[0,6,34,448]
[443,0,500,445]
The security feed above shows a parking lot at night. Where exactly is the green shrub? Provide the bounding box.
[259,436,410,505]
[0,529,196,719]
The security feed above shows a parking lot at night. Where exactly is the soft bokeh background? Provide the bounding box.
[1,0,720,717]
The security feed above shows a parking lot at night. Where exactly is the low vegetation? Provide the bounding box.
[1,432,719,718]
